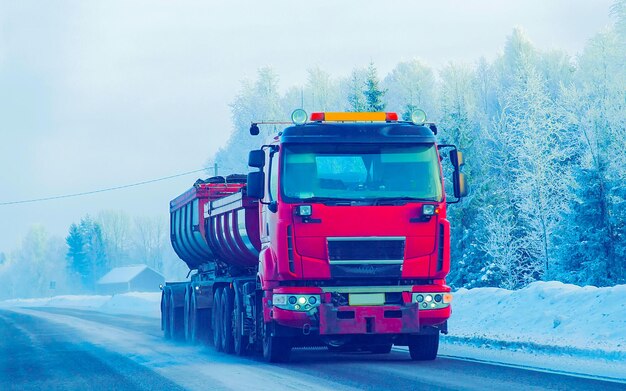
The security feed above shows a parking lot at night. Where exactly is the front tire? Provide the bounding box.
[408,333,439,361]
[262,322,291,363]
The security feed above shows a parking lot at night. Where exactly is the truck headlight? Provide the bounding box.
[273,294,288,306]
[272,294,321,311]
[412,292,451,310]
[295,205,312,216]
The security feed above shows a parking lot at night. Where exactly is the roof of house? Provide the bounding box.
[97,265,160,285]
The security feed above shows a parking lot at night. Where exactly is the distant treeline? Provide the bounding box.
[214,7,626,288]
[0,211,185,299]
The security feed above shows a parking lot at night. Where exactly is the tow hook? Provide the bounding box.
[302,323,311,335]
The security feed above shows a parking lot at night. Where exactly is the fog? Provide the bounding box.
[0,0,613,254]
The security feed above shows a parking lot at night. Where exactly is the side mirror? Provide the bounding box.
[450,150,464,169]
[248,150,265,168]
[246,172,265,199]
[250,123,260,136]
[453,171,468,198]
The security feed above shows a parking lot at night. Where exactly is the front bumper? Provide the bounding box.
[318,303,419,334]
[268,285,451,336]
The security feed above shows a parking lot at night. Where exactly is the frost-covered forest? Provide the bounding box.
[215,9,626,288]
[0,212,186,299]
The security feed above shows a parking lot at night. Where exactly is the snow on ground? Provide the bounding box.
[1,281,625,380]
[0,291,162,318]
[447,281,626,356]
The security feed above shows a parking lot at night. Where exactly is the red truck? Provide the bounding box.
[161,110,467,362]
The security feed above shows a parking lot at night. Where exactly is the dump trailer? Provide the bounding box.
[161,110,467,362]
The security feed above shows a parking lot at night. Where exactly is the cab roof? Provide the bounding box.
[279,122,437,144]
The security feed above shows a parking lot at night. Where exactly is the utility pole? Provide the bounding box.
[214,163,218,177]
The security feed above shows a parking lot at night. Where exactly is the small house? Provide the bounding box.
[97,265,164,295]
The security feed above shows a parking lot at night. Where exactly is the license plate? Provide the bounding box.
[348,293,385,306]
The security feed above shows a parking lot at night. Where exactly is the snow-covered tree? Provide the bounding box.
[306,67,341,112]
[97,210,132,268]
[66,216,108,291]
[214,67,283,173]
[363,62,386,111]
[383,60,436,120]
[66,222,87,288]
[345,67,367,112]
[131,215,166,272]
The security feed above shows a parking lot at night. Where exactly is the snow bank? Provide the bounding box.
[448,281,626,355]
[0,292,161,318]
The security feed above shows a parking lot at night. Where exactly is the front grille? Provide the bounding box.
[330,263,402,278]
[328,238,405,261]
[327,238,405,279]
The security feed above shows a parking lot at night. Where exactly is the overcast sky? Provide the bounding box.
[0,0,615,253]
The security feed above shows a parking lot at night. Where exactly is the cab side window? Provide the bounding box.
[269,151,279,200]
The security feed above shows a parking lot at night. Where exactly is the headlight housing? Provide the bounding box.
[272,294,321,311]
[412,292,452,310]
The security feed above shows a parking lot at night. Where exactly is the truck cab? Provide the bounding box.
[246,110,467,360]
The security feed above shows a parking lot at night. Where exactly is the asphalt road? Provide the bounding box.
[1,308,623,391]
[0,309,184,391]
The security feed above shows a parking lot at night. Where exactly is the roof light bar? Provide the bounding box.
[310,112,325,122]
[310,112,399,122]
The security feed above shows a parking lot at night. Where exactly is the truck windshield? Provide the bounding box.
[281,143,442,202]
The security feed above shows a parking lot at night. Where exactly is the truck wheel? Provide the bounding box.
[262,322,291,363]
[169,291,185,341]
[184,288,192,342]
[408,333,439,361]
[370,344,393,354]
[221,287,235,354]
[162,290,171,339]
[190,289,209,344]
[233,290,248,356]
[212,288,223,351]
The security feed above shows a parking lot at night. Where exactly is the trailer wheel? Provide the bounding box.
[408,333,439,361]
[221,287,235,354]
[169,291,185,341]
[184,287,192,342]
[262,322,291,363]
[162,290,171,339]
[190,289,209,344]
[233,290,248,356]
[212,288,223,351]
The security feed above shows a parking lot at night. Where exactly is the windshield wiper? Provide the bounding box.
[298,196,354,205]
[372,197,438,205]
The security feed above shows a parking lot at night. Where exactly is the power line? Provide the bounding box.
[0,168,208,206]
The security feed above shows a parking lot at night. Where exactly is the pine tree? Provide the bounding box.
[80,216,108,289]
[363,62,386,111]
[66,223,87,289]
